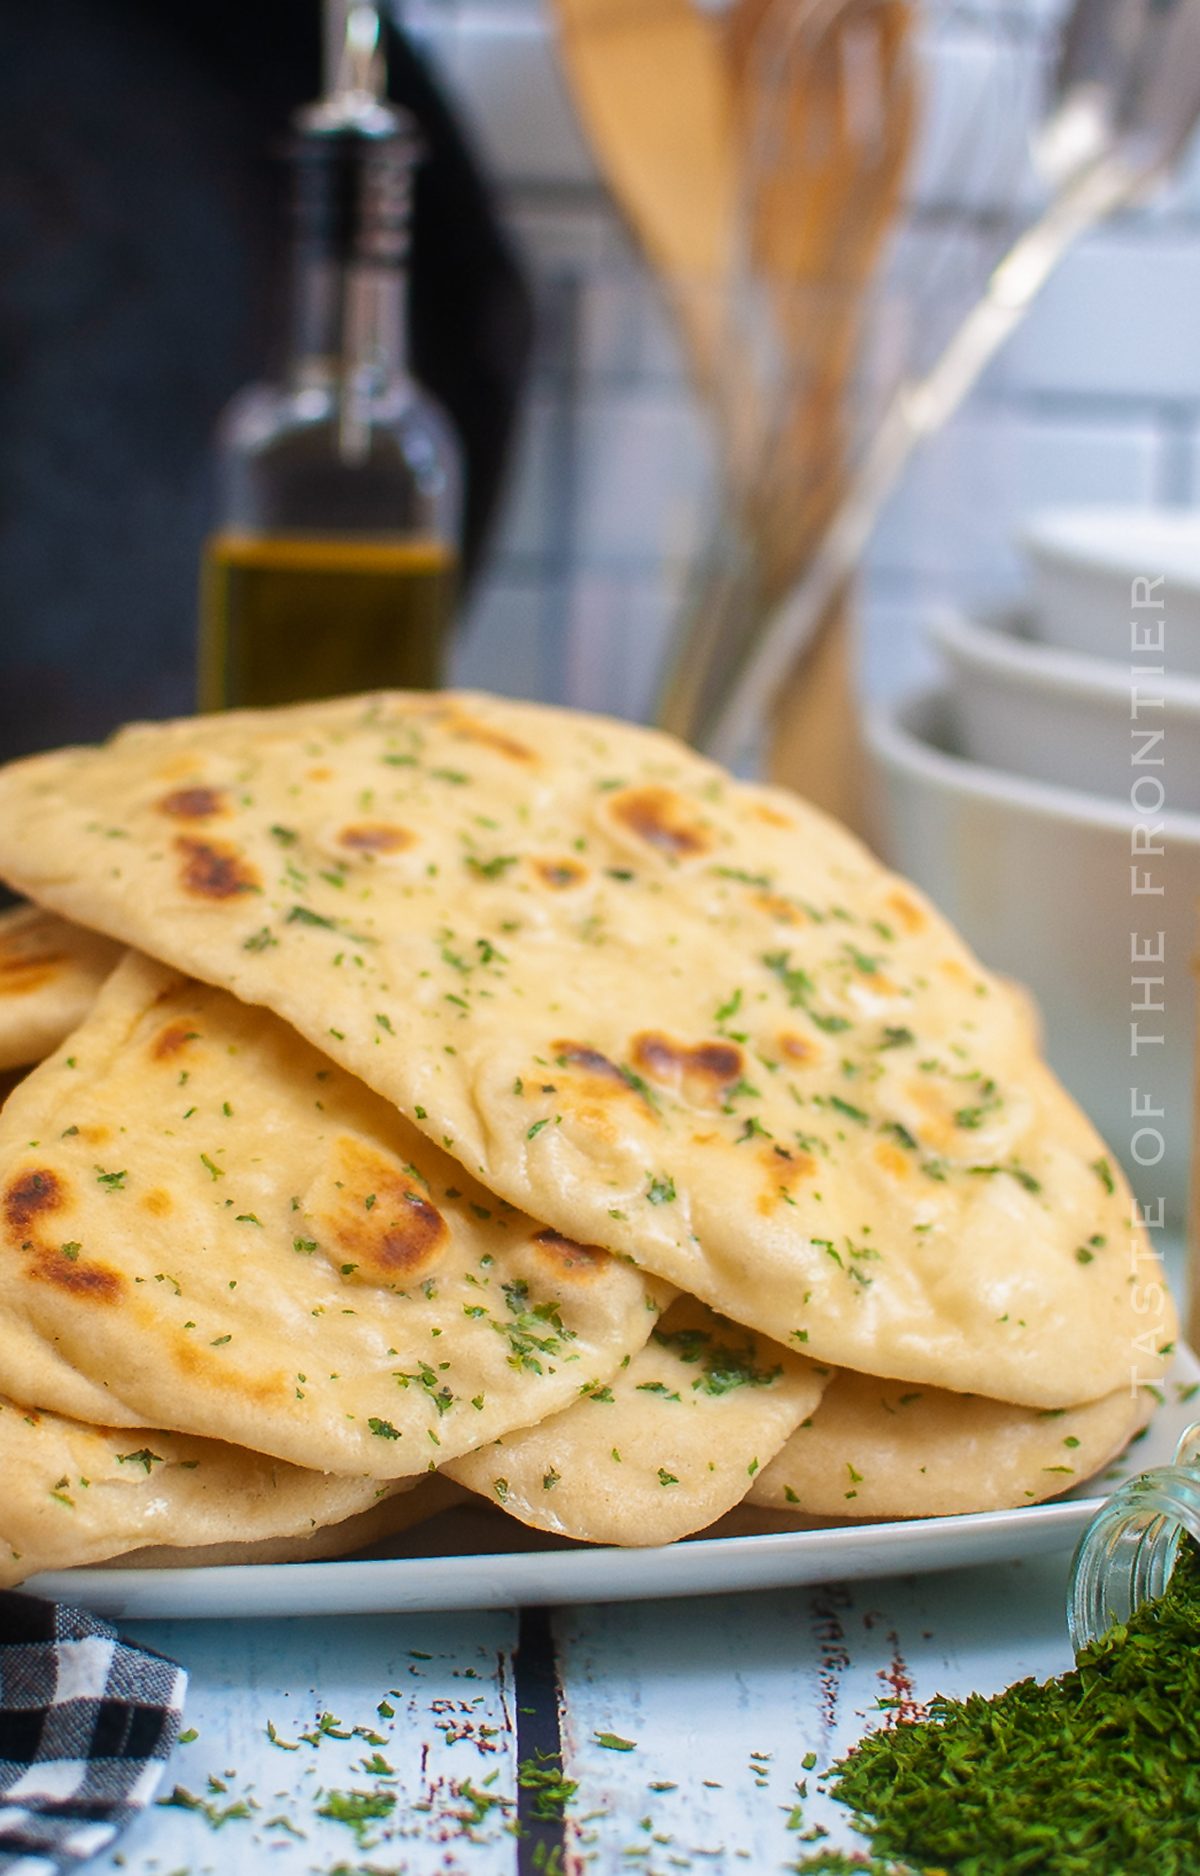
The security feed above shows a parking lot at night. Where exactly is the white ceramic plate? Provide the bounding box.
[26,1348,1199,1619]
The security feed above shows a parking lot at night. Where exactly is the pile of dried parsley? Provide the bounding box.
[805,1539,1200,1876]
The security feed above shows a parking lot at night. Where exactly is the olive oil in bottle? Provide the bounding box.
[197,2,461,712]
[199,534,456,709]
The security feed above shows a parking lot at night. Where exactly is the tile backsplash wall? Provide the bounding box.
[398,0,1200,722]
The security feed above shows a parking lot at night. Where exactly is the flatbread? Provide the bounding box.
[0,692,1170,1406]
[0,904,121,1070]
[746,1368,1153,1518]
[0,1394,421,1587]
[445,1296,829,1545]
[97,1476,467,1572]
[0,950,672,1475]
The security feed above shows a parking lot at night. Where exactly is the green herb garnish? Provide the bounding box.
[816,1540,1200,1876]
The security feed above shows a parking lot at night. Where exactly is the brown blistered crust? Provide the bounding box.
[174,837,261,900]
[31,1253,124,1303]
[311,1139,451,1287]
[533,859,588,889]
[445,713,536,763]
[3,1166,124,1303]
[157,786,228,821]
[553,1041,626,1083]
[337,823,417,855]
[779,1031,821,1065]
[4,1167,66,1234]
[609,785,713,858]
[0,952,67,999]
[531,1227,610,1280]
[630,1032,743,1107]
[151,1021,202,1062]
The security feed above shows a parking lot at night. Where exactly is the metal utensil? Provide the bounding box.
[694,0,1200,770]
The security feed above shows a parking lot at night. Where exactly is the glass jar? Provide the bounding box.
[1067,1422,1200,1654]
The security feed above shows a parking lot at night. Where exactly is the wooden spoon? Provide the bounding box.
[549,0,737,400]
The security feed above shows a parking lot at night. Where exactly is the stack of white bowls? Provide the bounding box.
[865,508,1200,1225]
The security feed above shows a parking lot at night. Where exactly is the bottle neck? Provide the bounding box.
[288,252,410,392]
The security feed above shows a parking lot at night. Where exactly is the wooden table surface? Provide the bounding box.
[76,1544,1078,1875]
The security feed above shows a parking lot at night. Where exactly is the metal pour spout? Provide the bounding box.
[302,1,396,137]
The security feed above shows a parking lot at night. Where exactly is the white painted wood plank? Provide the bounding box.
[554,1549,1077,1872]
[77,1608,521,1876]
[70,1547,1082,1872]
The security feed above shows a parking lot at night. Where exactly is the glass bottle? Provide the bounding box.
[1067,1421,1200,1653]
[197,4,461,712]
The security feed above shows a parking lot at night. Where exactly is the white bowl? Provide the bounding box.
[865,688,1200,1225]
[1021,506,1200,673]
[929,607,1200,812]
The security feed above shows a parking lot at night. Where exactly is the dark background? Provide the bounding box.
[0,0,532,765]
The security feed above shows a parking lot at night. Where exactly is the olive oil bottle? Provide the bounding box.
[198,3,461,712]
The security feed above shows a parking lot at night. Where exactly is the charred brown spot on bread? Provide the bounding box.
[887,890,926,934]
[753,892,804,926]
[564,1103,619,1146]
[761,1144,815,1178]
[4,1167,66,1234]
[141,1188,173,1216]
[152,1022,201,1062]
[779,1032,819,1065]
[448,715,536,763]
[531,1228,609,1280]
[337,822,416,855]
[75,1125,111,1147]
[175,837,261,900]
[30,1252,123,1303]
[157,786,227,821]
[0,957,62,997]
[338,1188,448,1283]
[553,1041,625,1083]
[759,1145,816,1211]
[550,1042,660,1122]
[610,785,712,859]
[309,1140,450,1286]
[172,1335,288,1401]
[631,1031,743,1106]
[534,858,587,889]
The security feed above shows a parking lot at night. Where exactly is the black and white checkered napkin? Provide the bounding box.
[0,1592,186,1876]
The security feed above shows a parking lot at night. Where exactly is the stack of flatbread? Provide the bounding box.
[0,692,1172,1582]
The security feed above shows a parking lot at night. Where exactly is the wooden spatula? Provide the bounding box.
[549,0,737,401]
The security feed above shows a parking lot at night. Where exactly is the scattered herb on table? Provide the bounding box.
[156,1784,251,1829]
[316,1784,397,1847]
[517,1750,579,1818]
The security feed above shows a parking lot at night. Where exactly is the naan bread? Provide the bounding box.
[0,950,672,1475]
[96,1476,467,1572]
[0,1394,419,1587]
[0,692,1169,1406]
[746,1368,1153,1518]
[445,1296,829,1545]
[0,904,120,1070]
